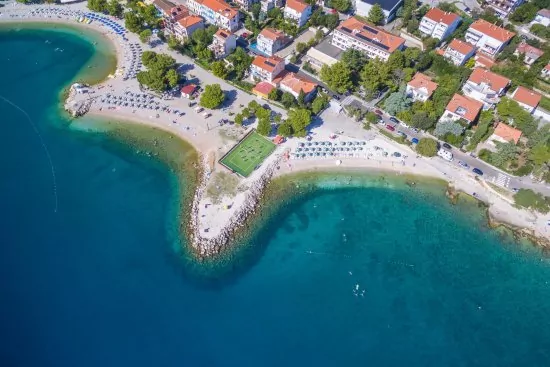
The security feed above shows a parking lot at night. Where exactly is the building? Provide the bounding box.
[533,8,550,27]
[442,39,476,66]
[489,122,522,145]
[250,55,285,83]
[406,72,438,102]
[252,81,276,99]
[441,94,483,124]
[462,68,510,109]
[514,42,544,66]
[331,17,405,62]
[284,0,312,27]
[474,54,496,69]
[419,8,461,40]
[186,0,240,32]
[153,0,191,36]
[180,84,198,98]
[208,29,237,59]
[510,86,541,114]
[256,28,287,56]
[541,64,550,80]
[173,14,204,40]
[279,72,318,101]
[260,0,284,13]
[484,0,525,18]
[465,19,515,58]
[354,0,404,23]
[233,0,258,10]
[304,37,342,70]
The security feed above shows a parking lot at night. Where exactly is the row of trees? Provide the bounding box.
[87,0,123,18]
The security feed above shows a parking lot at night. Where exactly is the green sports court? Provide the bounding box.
[219,131,276,177]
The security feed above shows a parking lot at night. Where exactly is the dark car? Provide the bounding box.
[389,117,399,124]
[374,109,383,115]
[397,130,407,138]
[472,168,483,176]
[442,142,452,150]
[385,124,395,132]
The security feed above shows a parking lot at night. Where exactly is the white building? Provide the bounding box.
[331,17,405,62]
[173,14,204,41]
[284,0,312,27]
[260,0,284,13]
[510,86,541,114]
[514,42,544,67]
[440,94,483,125]
[465,19,515,58]
[541,64,550,80]
[208,29,237,59]
[484,0,525,18]
[462,68,510,109]
[442,39,476,66]
[250,55,286,83]
[406,72,438,102]
[279,72,318,101]
[186,0,240,32]
[419,8,461,40]
[533,8,550,27]
[354,0,404,24]
[256,28,286,56]
[233,0,258,10]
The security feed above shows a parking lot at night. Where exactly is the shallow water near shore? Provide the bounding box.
[2,26,550,367]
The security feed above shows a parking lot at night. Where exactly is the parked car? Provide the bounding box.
[374,109,383,115]
[389,117,399,124]
[442,142,452,150]
[385,124,395,132]
[411,138,419,144]
[458,160,469,168]
[397,130,407,138]
[511,188,519,193]
[472,168,483,176]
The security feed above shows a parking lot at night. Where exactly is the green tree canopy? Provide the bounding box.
[139,29,152,44]
[227,47,253,79]
[383,87,412,116]
[320,62,353,94]
[340,48,366,74]
[124,12,144,33]
[329,0,351,12]
[281,92,297,108]
[211,61,229,80]
[509,3,539,23]
[416,138,438,157]
[257,118,272,136]
[88,0,108,13]
[200,84,225,109]
[514,189,550,213]
[107,0,123,18]
[311,95,329,114]
[287,108,312,137]
[367,3,385,25]
[410,111,436,130]
[277,122,294,137]
[529,143,550,166]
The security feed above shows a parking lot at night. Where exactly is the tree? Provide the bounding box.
[330,0,351,12]
[383,87,412,116]
[167,36,181,50]
[497,97,537,136]
[366,111,378,124]
[434,119,464,137]
[529,143,550,166]
[297,89,306,106]
[281,92,297,108]
[141,50,157,67]
[227,47,253,79]
[267,7,283,19]
[423,37,439,51]
[367,3,385,25]
[514,189,550,213]
[492,141,519,167]
[211,61,228,79]
[234,114,244,126]
[410,111,436,130]
[360,58,389,96]
[124,12,143,33]
[88,0,108,13]
[277,122,294,137]
[165,69,179,88]
[320,62,353,94]
[107,0,123,17]
[311,95,329,114]
[200,84,225,109]
[257,118,272,136]
[296,42,308,54]
[139,29,152,44]
[406,18,419,34]
[416,138,438,157]
[467,120,492,151]
[268,88,281,101]
[251,3,261,20]
[340,48,366,74]
[140,4,160,28]
[287,108,312,136]
[509,3,539,23]
[136,52,177,92]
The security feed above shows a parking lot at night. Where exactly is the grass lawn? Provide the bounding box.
[220,131,276,177]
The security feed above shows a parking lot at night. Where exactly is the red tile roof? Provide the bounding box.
[336,17,405,53]
[253,81,275,95]
[285,0,310,13]
[475,54,496,69]
[469,19,515,43]
[177,15,203,28]
[197,0,238,19]
[181,84,197,94]
[407,72,438,97]
[280,72,317,95]
[515,42,544,58]
[259,28,285,42]
[537,9,550,18]
[446,39,475,55]
[545,63,550,71]
[493,122,522,144]
[468,68,510,91]
[445,94,483,122]
[511,86,541,108]
[214,29,232,40]
[252,55,284,73]
[423,8,460,26]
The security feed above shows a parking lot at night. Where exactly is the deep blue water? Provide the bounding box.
[2,27,550,367]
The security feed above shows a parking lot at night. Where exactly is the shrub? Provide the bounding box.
[416,138,438,157]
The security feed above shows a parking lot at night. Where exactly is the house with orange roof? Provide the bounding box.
[186,0,240,32]
[153,0,194,36]
[474,54,496,69]
[256,28,287,56]
[279,72,318,101]
[406,72,438,102]
[541,63,550,80]
[462,68,510,109]
[440,94,483,124]
[208,29,236,58]
[442,39,476,66]
[250,55,285,83]
[419,8,461,40]
[284,0,312,27]
[510,86,541,114]
[252,81,275,99]
[489,122,522,146]
[173,14,204,40]
[332,17,405,62]
[465,19,515,58]
[514,42,544,66]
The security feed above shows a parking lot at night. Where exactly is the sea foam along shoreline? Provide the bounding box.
[3,6,550,257]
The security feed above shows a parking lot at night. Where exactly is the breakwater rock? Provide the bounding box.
[64,83,93,117]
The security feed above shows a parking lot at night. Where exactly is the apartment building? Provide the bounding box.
[250,55,285,83]
[186,0,240,32]
[440,94,483,124]
[331,17,405,62]
[208,29,237,59]
[442,39,476,66]
[514,42,544,66]
[153,0,189,35]
[419,8,461,40]
[354,0,404,23]
[256,28,286,56]
[406,72,438,102]
[260,0,284,13]
[173,14,204,41]
[284,0,312,27]
[510,86,541,114]
[233,0,258,10]
[279,72,318,101]
[462,68,510,109]
[465,19,515,58]
[484,0,524,18]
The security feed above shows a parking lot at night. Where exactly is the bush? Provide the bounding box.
[416,138,438,157]
[199,84,225,109]
[514,189,550,213]
[513,163,534,176]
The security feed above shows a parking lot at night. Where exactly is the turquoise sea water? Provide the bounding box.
[2,27,550,367]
